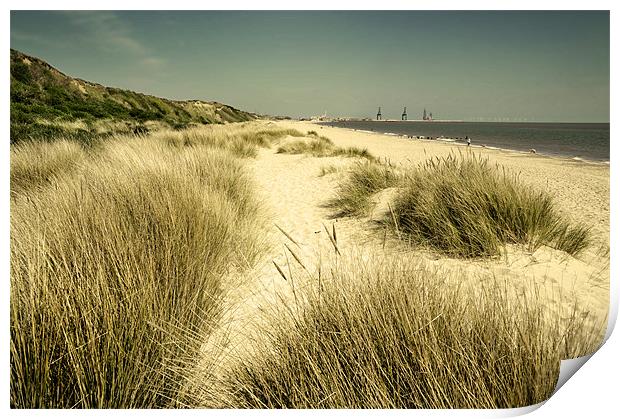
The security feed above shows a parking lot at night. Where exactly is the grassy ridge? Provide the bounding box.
[10,49,256,143]
[9,124,305,408]
[147,124,304,159]
[222,254,599,408]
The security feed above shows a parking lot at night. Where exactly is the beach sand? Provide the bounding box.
[203,120,609,388]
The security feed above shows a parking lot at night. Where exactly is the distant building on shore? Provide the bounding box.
[310,111,329,121]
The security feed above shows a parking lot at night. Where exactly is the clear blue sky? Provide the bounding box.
[11,11,609,122]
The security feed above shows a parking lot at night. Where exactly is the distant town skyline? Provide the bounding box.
[11,11,610,122]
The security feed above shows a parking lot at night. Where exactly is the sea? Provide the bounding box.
[318,121,610,163]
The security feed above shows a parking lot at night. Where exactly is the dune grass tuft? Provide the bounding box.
[328,153,590,257]
[330,146,375,160]
[156,124,305,158]
[10,138,88,196]
[326,160,402,216]
[318,164,345,177]
[277,135,375,161]
[10,134,267,408]
[277,139,332,156]
[306,130,334,143]
[387,154,591,257]
[221,255,600,408]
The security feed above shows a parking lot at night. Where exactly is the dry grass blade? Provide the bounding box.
[275,223,300,247]
[273,260,288,282]
[323,223,341,255]
[387,203,401,240]
[284,243,309,272]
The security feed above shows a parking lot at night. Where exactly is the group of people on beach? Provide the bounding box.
[351,126,472,146]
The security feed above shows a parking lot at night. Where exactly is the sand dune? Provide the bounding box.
[205,120,609,382]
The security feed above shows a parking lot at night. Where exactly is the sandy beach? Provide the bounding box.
[204,120,609,381]
[10,119,610,407]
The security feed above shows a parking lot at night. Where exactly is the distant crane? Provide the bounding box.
[402,107,407,121]
[377,107,382,120]
[423,108,434,121]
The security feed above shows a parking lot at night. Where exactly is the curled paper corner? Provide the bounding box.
[553,354,594,394]
[500,304,618,417]
[551,302,617,397]
[548,296,618,402]
[494,401,546,417]
[496,354,599,418]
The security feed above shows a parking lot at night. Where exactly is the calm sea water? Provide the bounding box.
[319,121,610,162]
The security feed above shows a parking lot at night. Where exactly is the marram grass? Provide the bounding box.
[10,127,270,408]
[328,153,590,257]
[10,127,598,409]
[10,138,87,196]
[277,135,375,161]
[327,160,402,217]
[220,254,602,408]
[389,154,591,257]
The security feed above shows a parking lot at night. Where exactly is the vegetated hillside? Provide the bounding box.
[10,49,256,142]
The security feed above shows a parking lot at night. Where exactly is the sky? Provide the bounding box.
[10,10,610,122]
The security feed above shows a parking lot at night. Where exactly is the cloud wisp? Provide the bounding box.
[62,11,165,70]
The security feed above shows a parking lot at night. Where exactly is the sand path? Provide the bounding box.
[199,144,368,392]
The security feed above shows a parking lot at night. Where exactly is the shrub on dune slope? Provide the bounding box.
[327,160,402,216]
[277,135,375,160]
[155,124,305,158]
[277,139,332,156]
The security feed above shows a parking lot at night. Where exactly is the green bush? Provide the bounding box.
[10,60,32,84]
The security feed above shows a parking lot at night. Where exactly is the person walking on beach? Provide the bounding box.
[466,136,471,147]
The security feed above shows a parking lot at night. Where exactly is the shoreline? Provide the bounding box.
[319,124,610,166]
[316,122,609,165]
